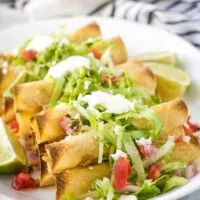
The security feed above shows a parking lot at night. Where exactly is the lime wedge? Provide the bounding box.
[135,51,178,66]
[0,118,27,173]
[147,64,191,101]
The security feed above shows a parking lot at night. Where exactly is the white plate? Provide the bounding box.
[0,17,200,200]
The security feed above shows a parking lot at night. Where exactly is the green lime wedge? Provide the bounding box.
[135,51,178,66]
[0,118,27,173]
[147,64,191,101]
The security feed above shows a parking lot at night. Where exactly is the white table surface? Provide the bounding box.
[0,3,200,200]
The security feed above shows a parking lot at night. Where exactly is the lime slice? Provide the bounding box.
[0,118,27,173]
[147,64,191,101]
[135,51,178,66]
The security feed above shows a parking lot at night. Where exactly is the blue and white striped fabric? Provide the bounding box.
[89,0,200,48]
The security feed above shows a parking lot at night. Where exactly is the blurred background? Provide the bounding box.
[0,0,200,48]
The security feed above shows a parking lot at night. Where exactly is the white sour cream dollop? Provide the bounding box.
[48,56,90,78]
[79,91,134,114]
[26,36,54,52]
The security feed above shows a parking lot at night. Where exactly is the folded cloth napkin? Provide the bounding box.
[15,0,200,48]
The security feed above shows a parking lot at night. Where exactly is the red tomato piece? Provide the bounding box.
[12,172,39,190]
[113,157,131,190]
[8,119,19,133]
[90,48,101,59]
[183,116,200,135]
[148,164,160,180]
[20,50,37,61]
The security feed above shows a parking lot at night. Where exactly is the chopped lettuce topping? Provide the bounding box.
[163,176,188,192]
[144,138,175,168]
[10,33,189,199]
[11,36,111,82]
[136,180,160,200]
[162,162,186,173]
[123,132,146,185]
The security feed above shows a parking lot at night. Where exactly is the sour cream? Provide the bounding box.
[79,91,134,114]
[48,56,90,78]
[26,36,54,52]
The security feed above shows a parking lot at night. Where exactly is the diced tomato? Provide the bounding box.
[12,172,39,190]
[148,164,160,180]
[59,116,73,135]
[113,157,131,190]
[183,116,200,136]
[89,48,101,59]
[20,50,37,62]
[8,119,19,133]
[138,144,158,158]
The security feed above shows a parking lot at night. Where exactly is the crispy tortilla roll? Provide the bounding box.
[94,36,127,64]
[154,126,184,147]
[109,36,127,64]
[16,111,37,138]
[2,97,15,122]
[170,141,200,163]
[22,127,40,167]
[0,53,15,64]
[14,80,54,112]
[46,132,108,173]
[40,154,55,187]
[0,66,24,96]
[31,105,68,144]
[56,163,111,200]
[46,100,187,173]
[68,22,101,44]
[115,60,156,94]
[152,99,188,134]
[0,96,5,115]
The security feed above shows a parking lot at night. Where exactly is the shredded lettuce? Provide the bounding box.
[153,175,170,189]
[123,132,146,185]
[144,138,175,168]
[72,101,89,120]
[116,108,162,141]
[163,176,188,192]
[163,162,186,173]
[11,36,111,83]
[136,180,160,200]
[48,77,65,108]
[135,109,162,140]
[93,177,117,200]
[115,125,124,150]
[98,141,104,164]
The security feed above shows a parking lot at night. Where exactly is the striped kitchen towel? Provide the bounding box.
[89,0,200,48]
[6,0,200,48]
